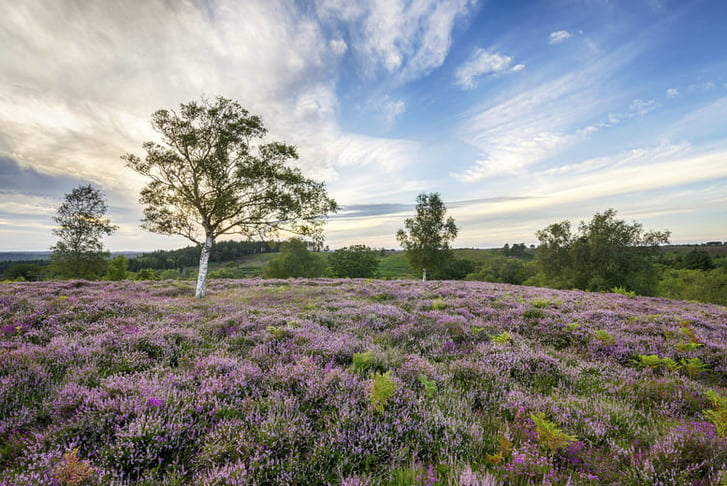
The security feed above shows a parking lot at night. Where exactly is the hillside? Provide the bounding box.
[1,279,725,484]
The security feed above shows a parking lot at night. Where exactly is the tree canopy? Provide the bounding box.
[396,192,458,281]
[124,96,337,297]
[534,209,670,294]
[50,184,117,279]
[329,244,380,278]
[263,238,327,279]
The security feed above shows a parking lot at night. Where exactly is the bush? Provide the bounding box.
[329,245,380,278]
[467,255,529,285]
[658,268,727,305]
[263,238,327,278]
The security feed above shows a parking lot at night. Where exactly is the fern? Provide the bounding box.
[370,371,397,413]
[530,413,577,455]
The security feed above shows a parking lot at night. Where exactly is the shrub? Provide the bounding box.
[329,245,380,278]
[370,371,397,413]
[263,238,327,278]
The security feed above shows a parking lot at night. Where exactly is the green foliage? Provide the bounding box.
[490,331,512,344]
[681,357,708,378]
[430,257,475,280]
[396,193,458,281]
[534,209,669,294]
[352,351,386,375]
[417,374,437,398]
[370,371,397,413]
[104,255,129,281]
[611,286,636,297]
[658,268,727,306]
[134,268,160,281]
[263,239,327,278]
[430,298,448,310]
[329,244,380,278]
[3,263,45,281]
[635,354,681,373]
[594,329,615,345]
[681,249,715,270]
[704,390,727,438]
[124,96,337,297]
[636,354,665,370]
[466,255,530,284]
[50,184,117,280]
[530,413,577,455]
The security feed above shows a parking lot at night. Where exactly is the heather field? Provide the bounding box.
[1,279,726,485]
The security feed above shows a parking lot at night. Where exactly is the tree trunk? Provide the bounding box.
[422,268,427,282]
[195,235,214,298]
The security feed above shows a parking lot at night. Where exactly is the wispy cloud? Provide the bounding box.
[666,87,679,97]
[452,30,665,183]
[455,49,523,89]
[549,30,572,44]
[314,0,476,83]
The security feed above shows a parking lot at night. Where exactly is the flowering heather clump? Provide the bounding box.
[0,278,726,484]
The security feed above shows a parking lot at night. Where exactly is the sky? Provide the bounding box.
[1,0,726,252]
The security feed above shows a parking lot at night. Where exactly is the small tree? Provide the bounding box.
[263,238,327,278]
[51,184,117,280]
[396,192,458,281]
[105,255,130,281]
[124,97,338,297]
[329,244,380,278]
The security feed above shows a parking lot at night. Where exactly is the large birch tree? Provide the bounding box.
[124,97,338,297]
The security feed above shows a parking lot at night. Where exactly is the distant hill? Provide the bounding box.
[0,251,52,262]
[0,251,143,262]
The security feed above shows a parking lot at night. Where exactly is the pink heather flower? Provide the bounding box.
[146,397,164,408]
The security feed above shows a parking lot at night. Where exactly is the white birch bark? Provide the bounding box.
[195,235,214,298]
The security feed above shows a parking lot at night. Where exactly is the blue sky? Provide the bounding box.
[1,0,726,251]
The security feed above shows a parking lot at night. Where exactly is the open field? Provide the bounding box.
[1,279,726,484]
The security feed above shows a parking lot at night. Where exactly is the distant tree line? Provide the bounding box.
[127,240,279,273]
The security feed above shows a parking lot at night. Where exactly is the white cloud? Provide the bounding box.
[667,87,679,97]
[455,49,523,89]
[629,98,657,116]
[0,0,441,251]
[382,98,407,121]
[315,0,475,83]
[549,30,572,44]
[329,38,348,56]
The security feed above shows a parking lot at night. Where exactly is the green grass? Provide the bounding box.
[378,252,417,279]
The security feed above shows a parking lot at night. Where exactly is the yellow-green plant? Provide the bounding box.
[353,351,386,375]
[566,322,580,331]
[676,341,703,352]
[610,286,635,297]
[681,357,708,378]
[485,436,512,465]
[530,413,577,455]
[704,390,727,438]
[636,354,663,370]
[430,298,448,310]
[594,329,615,345]
[53,448,95,486]
[490,331,512,344]
[661,357,681,373]
[370,371,397,413]
[265,325,291,340]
